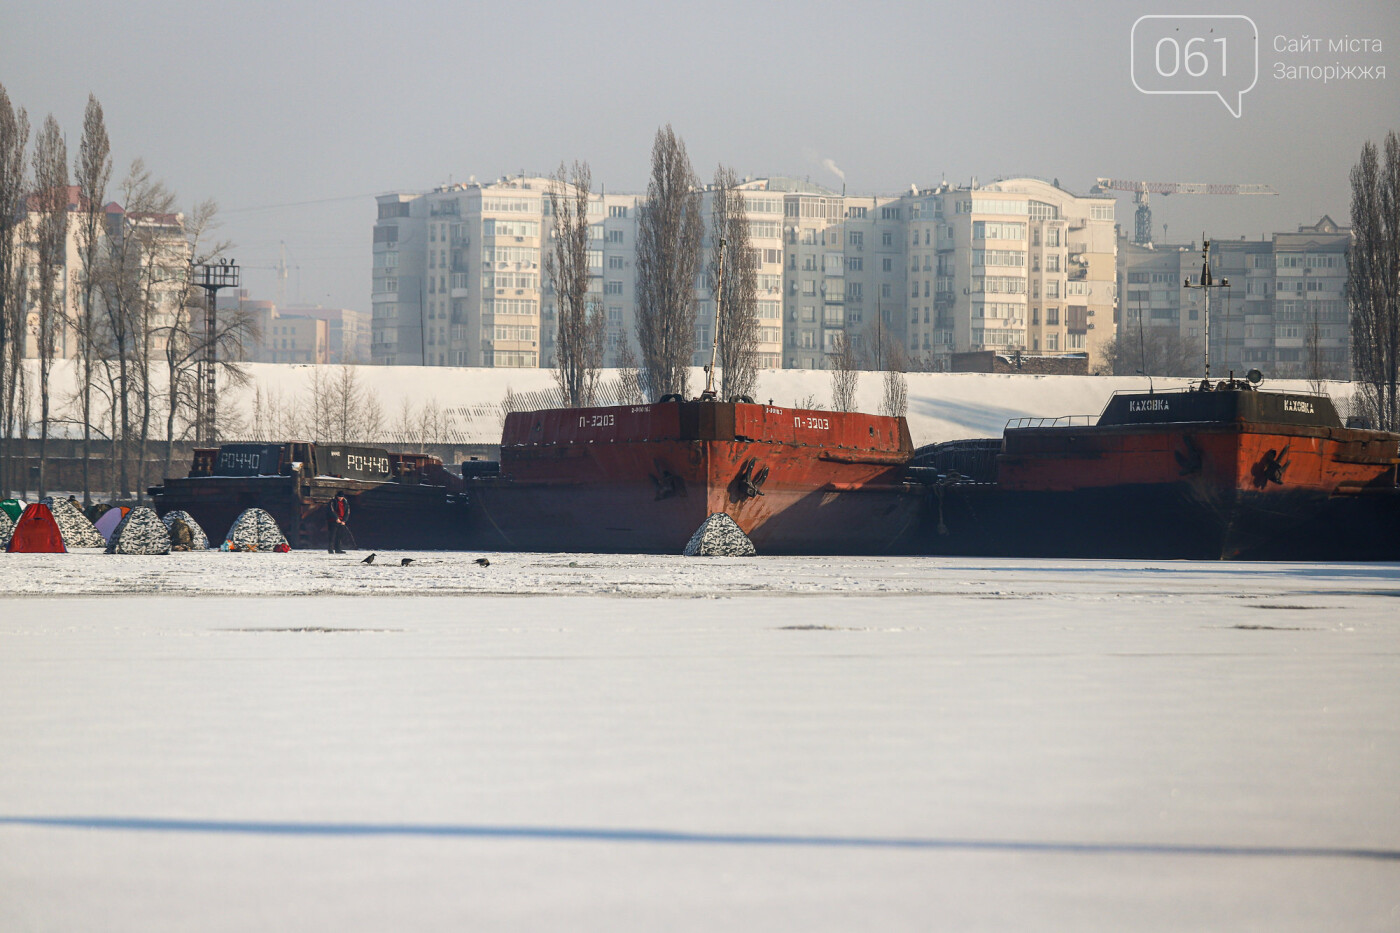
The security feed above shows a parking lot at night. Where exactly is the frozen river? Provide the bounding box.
[2,552,1397,930]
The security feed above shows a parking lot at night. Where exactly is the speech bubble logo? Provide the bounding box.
[1131,15,1258,118]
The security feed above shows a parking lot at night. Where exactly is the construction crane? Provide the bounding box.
[1094,178,1277,246]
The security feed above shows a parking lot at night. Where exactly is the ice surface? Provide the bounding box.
[1,554,1396,930]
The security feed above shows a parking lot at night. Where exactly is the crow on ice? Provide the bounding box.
[361,553,376,565]
[400,557,415,566]
[474,558,490,567]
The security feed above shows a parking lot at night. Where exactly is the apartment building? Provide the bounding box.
[16,187,190,361]
[1117,217,1351,380]
[909,178,1117,369]
[372,174,1117,372]
[373,176,643,369]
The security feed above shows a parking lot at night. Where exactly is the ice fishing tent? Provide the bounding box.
[0,498,22,522]
[6,503,66,553]
[94,507,128,543]
[105,507,172,555]
[222,508,290,551]
[39,497,107,549]
[0,507,13,549]
[161,510,209,551]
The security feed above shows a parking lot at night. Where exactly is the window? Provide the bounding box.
[604,280,624,295]
[608,205,628,218]
[802,280,816,296]
[846,257,863,272]
[972,221,1026,240]
[606,229,624,243]
[881,282,892,299]
[801,305,816,322]
[849,231,864,247]
[881,231,893,247]
[1045,307,1059,325]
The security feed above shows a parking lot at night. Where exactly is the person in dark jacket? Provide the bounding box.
[327,491,351,554]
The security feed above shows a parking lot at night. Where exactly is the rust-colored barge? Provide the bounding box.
[919,380,1400,560]
[467,398,923,554]
[149,442,469,549]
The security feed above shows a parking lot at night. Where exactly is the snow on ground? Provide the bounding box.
[1,554,1397,930]
[18,358,1356,449]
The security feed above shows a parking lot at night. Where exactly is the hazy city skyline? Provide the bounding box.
[4,0,1397,313]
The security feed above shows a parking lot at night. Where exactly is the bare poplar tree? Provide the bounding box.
[1348,131,1400,431]
[829,330,860,412]
[74,94,111,505]
[546,161,605,406]
[708,165,760,400]
[635,125,703,400]
[0,83,28,496]
[31,114,68,498]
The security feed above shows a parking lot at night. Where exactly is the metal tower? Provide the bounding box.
[192,259,240,444]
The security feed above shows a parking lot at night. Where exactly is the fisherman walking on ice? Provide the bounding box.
[327,490,351,554]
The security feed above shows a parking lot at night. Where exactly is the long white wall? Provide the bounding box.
[14,360,1358,449]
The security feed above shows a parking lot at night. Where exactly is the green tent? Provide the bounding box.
[0,499,24,522]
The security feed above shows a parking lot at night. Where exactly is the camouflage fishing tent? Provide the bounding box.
[105,507,173,555]
[221,508,290,552]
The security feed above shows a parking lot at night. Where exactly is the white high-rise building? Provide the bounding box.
[371,174,1117,373]
[906,178,1117,369]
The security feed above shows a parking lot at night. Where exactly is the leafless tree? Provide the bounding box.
[880,342,908,419]
[546,161,606,407]
[97,161,177,496]
[613,337,645,404]
[635,125,703,400]
[31,114,68,498]
[74,94,110,506]
[0,83,28,495]
[707,165,759,400]
[828,331,860,412]
[1096,324,1204,377]
[1348,131,1400,431]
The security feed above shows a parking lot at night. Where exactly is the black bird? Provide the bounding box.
[361,553,376,565]
[474,558,490,567]
[400,557,415,566]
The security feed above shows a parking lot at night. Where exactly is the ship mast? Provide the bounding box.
[1183,236,1230,383]
[702,236,726,400]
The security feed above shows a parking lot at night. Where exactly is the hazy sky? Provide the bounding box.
[3,0,1397,312]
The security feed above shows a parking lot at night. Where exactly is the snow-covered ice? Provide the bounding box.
[1,553,1397,930]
